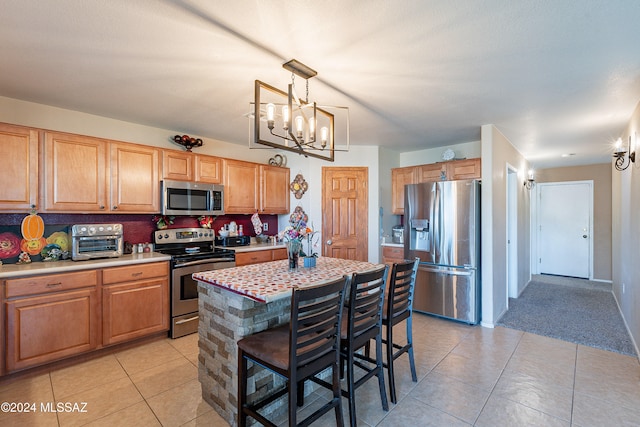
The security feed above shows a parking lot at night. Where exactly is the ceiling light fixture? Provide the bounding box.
[250,59,349,162]
[613,134,635,171]
[524,169,535,190]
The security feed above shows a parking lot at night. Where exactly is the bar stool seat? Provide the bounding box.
[237,277,347,427]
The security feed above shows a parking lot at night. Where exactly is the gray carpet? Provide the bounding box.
[497,275,637,356]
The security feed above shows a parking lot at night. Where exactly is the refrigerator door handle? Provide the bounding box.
[419,266,472,276]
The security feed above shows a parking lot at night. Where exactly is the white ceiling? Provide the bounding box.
[1,0,639,168]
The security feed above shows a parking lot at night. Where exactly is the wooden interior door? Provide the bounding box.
[322,167,368,261]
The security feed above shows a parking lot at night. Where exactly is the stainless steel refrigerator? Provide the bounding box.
[404,179,480,324]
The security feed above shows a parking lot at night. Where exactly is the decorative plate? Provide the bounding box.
[290,173,308,199]
[442,148,455,161]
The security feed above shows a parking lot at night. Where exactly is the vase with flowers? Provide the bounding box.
[279,206,313,271]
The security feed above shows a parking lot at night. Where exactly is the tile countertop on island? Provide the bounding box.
[193,256,384,303]
[0,252,172,279]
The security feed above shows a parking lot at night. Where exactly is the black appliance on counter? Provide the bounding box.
[215,235,251,247]
[154,228,235,338]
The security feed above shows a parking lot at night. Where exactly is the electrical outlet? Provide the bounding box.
[263,223,268,232]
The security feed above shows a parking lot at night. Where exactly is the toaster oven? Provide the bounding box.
[71,223,124,261]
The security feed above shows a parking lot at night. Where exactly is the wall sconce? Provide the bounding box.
[524,169,535,190]
[613,135,636,171]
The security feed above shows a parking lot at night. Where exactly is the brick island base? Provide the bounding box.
[197,283,291,426]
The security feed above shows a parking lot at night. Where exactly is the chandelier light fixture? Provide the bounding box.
[613,134,636,171]
[250,59,349,162]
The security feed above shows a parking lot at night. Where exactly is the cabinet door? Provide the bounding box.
[260,165,289,214]
[43,132,108,212]
[0,123,38,211]
[110,142,160,213]
[6,288,99,372]
[391,167,416,215]
[195,155,222,184]
[102,277,169,345]
[224,159,259,214]
[162,150,193,181]
[416,163,445,183]
[446,158,481,180]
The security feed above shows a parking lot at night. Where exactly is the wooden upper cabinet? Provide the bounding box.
[0,123,39,211]
[43,131,160,213]
[162,150,193,181]
[110,142,160,213]
[43,131,108,212]
[195,155,222,184]
[224,159,259,214]
[445,158,481,180]
[416,163,446,183]
[260,165,289,214]
[391,158,481,215]
[391,166,416,215]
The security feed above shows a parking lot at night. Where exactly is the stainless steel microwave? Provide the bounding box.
[162,180,224,216]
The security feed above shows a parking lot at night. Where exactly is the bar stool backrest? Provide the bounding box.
[290,278,347,376]
[386,258,420,324]
[346,265,388,348]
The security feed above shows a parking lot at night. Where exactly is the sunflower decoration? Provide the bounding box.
[290,173,308,199]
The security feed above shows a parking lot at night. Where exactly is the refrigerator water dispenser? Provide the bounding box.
[409,219,430,252]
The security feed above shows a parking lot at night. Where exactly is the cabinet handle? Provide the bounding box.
[100,205,105,210]
[46,282,62,288]
[131,272,143,277]
[112,206,118,210]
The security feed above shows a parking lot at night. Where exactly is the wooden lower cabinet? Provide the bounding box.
[5,271,100,372]
[235,248,288,266]
[3,262,169,374]
[102,262,169,345]
[382,245,405,282]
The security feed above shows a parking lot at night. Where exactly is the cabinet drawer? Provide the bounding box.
[103,262,169,285]
[272,248,287,261]
[382,246,404,260]
[6,270,98,298]
[235,250,273,266]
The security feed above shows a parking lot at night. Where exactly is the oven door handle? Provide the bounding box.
[174,257,235,268]
[175,316,199,325]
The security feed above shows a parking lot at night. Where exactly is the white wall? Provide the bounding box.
[399,141,481,167]
[480,124,531,327]
[0,96,271,164]
[279,145,383,264]
[611,100,640,355]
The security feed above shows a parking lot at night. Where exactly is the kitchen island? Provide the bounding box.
[193,256,383,426]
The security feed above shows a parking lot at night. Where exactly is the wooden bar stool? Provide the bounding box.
[382,258,420,403]
[237,277,347,427]
[314,265,389,427]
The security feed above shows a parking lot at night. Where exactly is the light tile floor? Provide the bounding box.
[1,314,639,426]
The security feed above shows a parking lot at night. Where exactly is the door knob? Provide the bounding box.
[326,239,332,245]
[583,235,588,238]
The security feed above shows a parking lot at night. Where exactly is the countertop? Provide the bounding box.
[0,252,172,279]
[193,256,383,303]
[215,242,287,253]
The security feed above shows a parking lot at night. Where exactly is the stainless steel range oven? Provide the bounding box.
[154,228,235,338]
